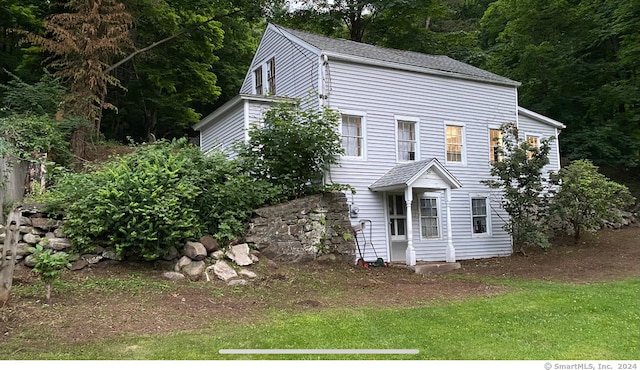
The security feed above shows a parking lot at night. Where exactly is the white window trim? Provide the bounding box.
[469,193,491,237]
[488,125,503,163]
[252,54,276,95]
[444,121,467,166]
[339,109,367,160]
[419,192,442,240]
[395,115,420,163]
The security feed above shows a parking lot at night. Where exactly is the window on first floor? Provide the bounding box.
[471,197,489,235]
[526,134,540,159]
[420,197,439,238]
[446,124,464,163]
[341,115,363,157]
[397,120,417,162]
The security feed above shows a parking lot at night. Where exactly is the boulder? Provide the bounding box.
[227,279,247,286]
[199,235,219,252]
[184,241,207,261]
[53,228,66,238]
[82,254,103,265]
[210,250,225,260]
[162,246,179,261]
[102,248,120,260]
[16,243,31,256]
[70,259,88,271]
[22,233,39,245]
[162,271,186,281]
[23,254,37,268]
[183,260,206,281]
[238,269,256,279]
[226,243,253,266]
[175,256,192,272]
[211,260,238,282]
[48,238,72,251]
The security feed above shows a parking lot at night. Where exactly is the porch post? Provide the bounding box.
[404,187,416,266]
[445,187,456,262]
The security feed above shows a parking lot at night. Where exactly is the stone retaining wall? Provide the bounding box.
[245,191,356,263]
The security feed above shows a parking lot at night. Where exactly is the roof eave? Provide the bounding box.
[323,51,521,88]
[192,94,293,131]
[518,106,566,129]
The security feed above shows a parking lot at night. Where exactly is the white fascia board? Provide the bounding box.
[270,24,322,56]
[518,106,566,129]
[323,51,521,88]
[193,94,291,131]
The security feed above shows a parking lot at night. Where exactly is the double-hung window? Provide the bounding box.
[397,120,417,161]
[489,128,502,162]
[420,198,440,238]
[341,115,363,157]
[446,124,464,163]
[254,66,263,95]
[526,134,539,159]
[471,197,489,235]
[266,57,276,94]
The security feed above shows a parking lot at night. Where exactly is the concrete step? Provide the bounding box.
[413,262,461,275]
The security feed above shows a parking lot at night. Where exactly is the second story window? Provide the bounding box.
[267,57,276,94]
[342,115,363,157]
[397,120,416,161]
[489,128,502,162]
[254,66,263,95]
[446,124,464,163]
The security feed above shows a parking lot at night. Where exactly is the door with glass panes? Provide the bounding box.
[388,194,407,262]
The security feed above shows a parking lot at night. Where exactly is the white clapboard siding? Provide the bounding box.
[240,25,320,110]
[199,103,245,158]
[327,60,517,261]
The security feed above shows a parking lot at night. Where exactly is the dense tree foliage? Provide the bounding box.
[0,0,637,175]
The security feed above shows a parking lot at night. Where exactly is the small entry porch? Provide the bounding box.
[369,158,463,266]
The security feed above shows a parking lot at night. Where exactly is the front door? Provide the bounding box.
[388,194,407,262]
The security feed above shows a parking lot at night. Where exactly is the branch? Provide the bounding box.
[105,9,244,74]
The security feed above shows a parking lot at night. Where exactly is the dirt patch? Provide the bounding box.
[1,226,638,349]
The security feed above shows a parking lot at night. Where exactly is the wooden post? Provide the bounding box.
[0,207,22,306]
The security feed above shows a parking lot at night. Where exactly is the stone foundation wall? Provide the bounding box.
[245,191,356,263]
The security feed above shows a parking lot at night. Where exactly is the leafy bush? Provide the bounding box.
[47,139,276,261]
[550,159,635,242]
[28,243,71,305]
[236,102,345,200]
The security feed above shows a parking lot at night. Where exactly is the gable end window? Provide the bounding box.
[397,120,417,162]
[254,66,263,95]
[341,115,363,157]
[267,57,276,94]
[446,124,464,163]
[471,197,489,235]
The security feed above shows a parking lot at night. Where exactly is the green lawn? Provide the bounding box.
[3,278,638,360]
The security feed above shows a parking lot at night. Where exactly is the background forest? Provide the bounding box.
[1,0,638,178]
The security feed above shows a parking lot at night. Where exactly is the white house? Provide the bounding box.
[193,23,565,266]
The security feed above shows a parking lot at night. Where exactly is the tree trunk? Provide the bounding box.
[71,125,89,166]
[46,283,52,305]
[0,208,23,306]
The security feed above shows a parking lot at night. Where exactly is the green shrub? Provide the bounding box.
[550,159,635,242]
[47,138,276,261]
[28,243,71,305]
[236,102,345,200]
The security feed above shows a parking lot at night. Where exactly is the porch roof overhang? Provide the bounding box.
[368,158,462,192]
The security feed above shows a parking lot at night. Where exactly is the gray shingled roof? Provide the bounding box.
[369,158,461,190]
[275,25,519,86]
